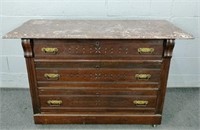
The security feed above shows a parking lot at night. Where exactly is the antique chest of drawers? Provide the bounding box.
[4,20,192,125]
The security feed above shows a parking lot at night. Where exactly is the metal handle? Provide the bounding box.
[41,47,58,54]
[47,100,62,106]
[44,73,60,80]
[133,100,148,106]
[135,74,151,80]
[138,48,154,54]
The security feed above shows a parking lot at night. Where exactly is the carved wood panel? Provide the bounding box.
[33,39,163,57]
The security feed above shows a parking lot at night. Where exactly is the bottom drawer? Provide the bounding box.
[40,95,156,107]
[39,88,158,113]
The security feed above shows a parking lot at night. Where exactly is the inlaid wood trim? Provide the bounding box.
[33,39,163,58]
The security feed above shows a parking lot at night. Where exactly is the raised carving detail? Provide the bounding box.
[164,39,175,58]
[21,39,33,58]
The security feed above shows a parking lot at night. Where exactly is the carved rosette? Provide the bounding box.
[21,39,33,58]
[164,39,175,58]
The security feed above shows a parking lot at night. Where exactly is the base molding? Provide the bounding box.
[34,113,162,124]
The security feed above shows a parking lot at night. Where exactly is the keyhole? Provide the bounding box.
[95,65,100,69]
[95,41,100,47]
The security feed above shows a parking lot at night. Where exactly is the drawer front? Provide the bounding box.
[36,69,160,82]
[40,96,156,108]
[39,89,158,113]
[33,39,163,60]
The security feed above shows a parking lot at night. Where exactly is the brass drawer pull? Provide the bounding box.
[47,100,62,106]
[133,100,148,106]
[135,74,151,80]
[41,47,58,54]
[44,73,60,80]
[138,48,154,54]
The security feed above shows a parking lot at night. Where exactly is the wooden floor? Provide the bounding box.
[0,88,199,130]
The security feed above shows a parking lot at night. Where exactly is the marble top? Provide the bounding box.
[3,20,193,39]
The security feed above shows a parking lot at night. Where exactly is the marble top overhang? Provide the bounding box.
[3,20,193,39]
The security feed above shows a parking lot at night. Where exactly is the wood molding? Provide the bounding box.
[21,39,40,114]
[156,39,175,114]
[34,114,161,124]
[21,39,33,58]
[163,39,175,58]
[25,58,40,114]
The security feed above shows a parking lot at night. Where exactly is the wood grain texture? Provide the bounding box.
[40,95,157,108]
[21,39,33,58]
[4,19,190,125]
[22,39,40,114]
[40,108,156,113]
[38,88,158,95]
[37,82,160,89]
[156,39,175,114]
[35,60,162,69]
[34,113,162,124]
[39,87,158,113]
[36,69,161,82]
[33,39,163,60]
[20,38,174,124]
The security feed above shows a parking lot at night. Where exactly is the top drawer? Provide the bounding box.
[33,39,163,60]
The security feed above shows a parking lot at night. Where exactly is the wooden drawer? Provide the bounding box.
[39,89,157,113]
[40,96,157,108]
[33,39,163,60]
[36,69,161,83]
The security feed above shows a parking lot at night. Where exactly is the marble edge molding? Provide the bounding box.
[2,19,194,39]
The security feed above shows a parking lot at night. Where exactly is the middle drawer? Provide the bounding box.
[36,69,160,83]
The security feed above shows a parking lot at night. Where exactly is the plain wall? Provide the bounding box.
[0,0,199,88]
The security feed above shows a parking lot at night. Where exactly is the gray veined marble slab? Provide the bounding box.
[3,20,193,39]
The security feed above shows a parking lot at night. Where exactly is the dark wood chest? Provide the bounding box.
[4,20,193,125]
